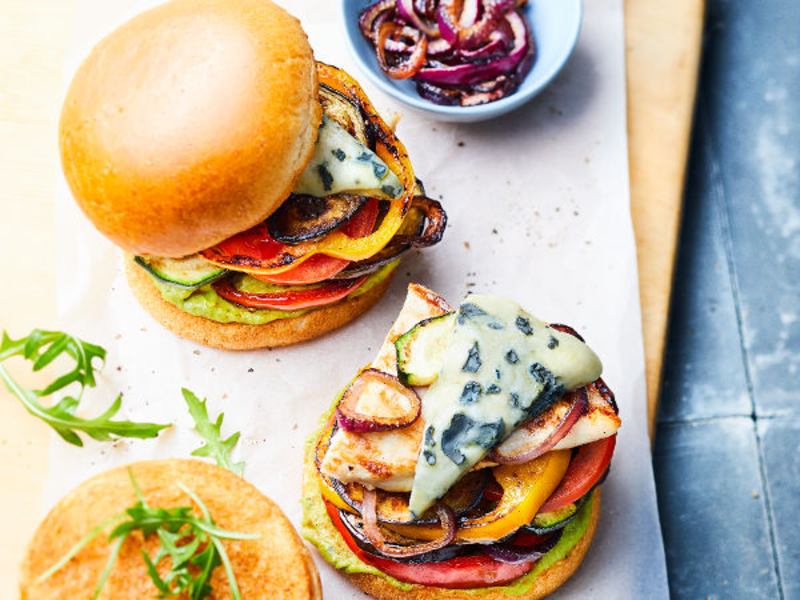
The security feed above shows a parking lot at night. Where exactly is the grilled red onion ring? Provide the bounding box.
[482,530,562,564]
[377,22,429,80]
[488,387,589,464]
[363,488,457,558]
[359,0,535,106]
[397,0,441,37]
[416,11,529,85]
[336,369,421,433]
[359,0,396,42]
[392,195,448,247]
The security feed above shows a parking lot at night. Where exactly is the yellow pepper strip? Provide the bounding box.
[386,450,571,544]
[314,416,354,513]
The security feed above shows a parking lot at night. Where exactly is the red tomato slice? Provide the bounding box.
[254,254,351,285]
[539,435,616,513]
[213,276,366,310]
[324,501,533,589]
[253,199,380,285]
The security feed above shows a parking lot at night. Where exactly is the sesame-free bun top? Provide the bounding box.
[20,459,322,599]
[60,0,321,257]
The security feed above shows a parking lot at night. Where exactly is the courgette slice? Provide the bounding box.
[525,491,591,535]
[395,312,455,386]
[135,254,227,289]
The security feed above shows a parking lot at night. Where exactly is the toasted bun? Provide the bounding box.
[125,254,395,350]
[60,0,321,257]
[20,459,321,599]
[347,491,601,599]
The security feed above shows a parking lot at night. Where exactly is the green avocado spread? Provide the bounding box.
[148,261,398,325]
[300,402,595,596]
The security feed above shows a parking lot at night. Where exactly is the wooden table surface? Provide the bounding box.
[0,0,703,594]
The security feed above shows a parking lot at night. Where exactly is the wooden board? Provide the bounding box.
[626,0,704,438]
[0,0,703,593]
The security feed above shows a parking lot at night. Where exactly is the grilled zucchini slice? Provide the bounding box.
[395,312,455,386]
[135,254,227,289]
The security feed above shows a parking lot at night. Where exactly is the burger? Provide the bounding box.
[59,0,446,350]
[20,459,321,598]
[302,284,621,598]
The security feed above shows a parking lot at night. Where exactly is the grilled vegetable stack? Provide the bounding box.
[303,284,621,598]
[59,0,446,349]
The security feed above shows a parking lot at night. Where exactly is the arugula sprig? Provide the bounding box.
[37,469,259,599]
[183,389,245,476]
[0,330,169,446]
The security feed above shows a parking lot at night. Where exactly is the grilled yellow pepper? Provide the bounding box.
[387,449,571,543]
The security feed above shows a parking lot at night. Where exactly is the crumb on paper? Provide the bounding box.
[464,241,470,249]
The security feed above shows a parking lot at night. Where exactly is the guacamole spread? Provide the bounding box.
[149,261,398,325]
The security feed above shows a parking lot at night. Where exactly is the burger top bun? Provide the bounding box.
[59,0,321,257]
[20,459,322,599]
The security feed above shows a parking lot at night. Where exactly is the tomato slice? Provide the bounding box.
[254,199,379,285]
[539,435,616,513]
[324,500,533,589]
[213,276,366,310]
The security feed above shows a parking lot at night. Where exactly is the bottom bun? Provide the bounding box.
[125,255,394,350]
[346,491,600,599]
[20,459,321,599]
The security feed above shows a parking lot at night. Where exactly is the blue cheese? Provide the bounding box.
[293,116,403,199]
[408,294,602,518]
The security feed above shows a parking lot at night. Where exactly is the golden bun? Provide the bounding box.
[347,492,600,599]
[125,254,394,350]
[60,0,321,257]
[20,459,321,599]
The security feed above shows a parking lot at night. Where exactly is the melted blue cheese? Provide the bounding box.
[408,295,603,518]
[294,116,403,199]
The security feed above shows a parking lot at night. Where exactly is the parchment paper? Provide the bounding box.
[47,0,668,597]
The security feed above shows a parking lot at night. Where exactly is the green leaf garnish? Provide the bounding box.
[37,469,259,599]
[183,388,245,476]
[0,330,169,446]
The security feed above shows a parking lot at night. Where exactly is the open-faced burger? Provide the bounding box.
[59,0,446,350]
[302,284,621,598]
[20,459,321,598]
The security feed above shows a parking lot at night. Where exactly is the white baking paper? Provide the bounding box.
[47,0,668,597]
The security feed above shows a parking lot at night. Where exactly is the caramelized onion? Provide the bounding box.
[397,0,441,37]
[377,22,429,80]
[392,196,448,247]
[359,0,396,42]
[482,530,562,564]
[363,488,457,558]
[489,388,588,464]
[359,0,535,106]
[336,369,421,433]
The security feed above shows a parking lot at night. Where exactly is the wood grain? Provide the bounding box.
[0,0,703,594]
[626,0,704,438]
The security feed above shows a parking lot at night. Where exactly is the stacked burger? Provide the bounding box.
[303,285,621,598]
[59,0,446,350]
